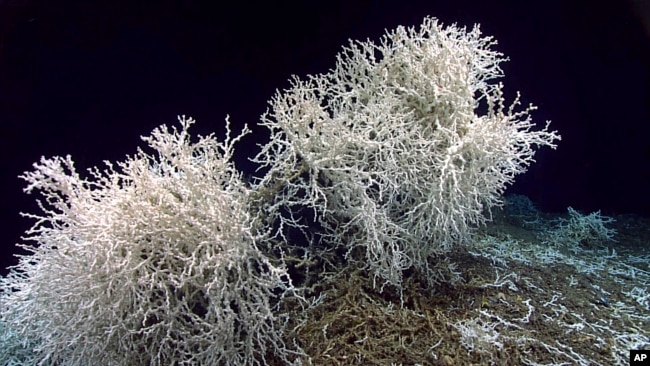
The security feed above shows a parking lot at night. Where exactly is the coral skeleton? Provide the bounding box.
[1,17,565,365]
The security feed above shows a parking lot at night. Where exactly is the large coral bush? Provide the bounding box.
[253,17,560,288]
[1,117,301,365]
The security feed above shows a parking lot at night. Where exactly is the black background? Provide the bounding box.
[1,0,648,273]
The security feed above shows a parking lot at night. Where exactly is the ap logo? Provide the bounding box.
[631,350,650,365]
